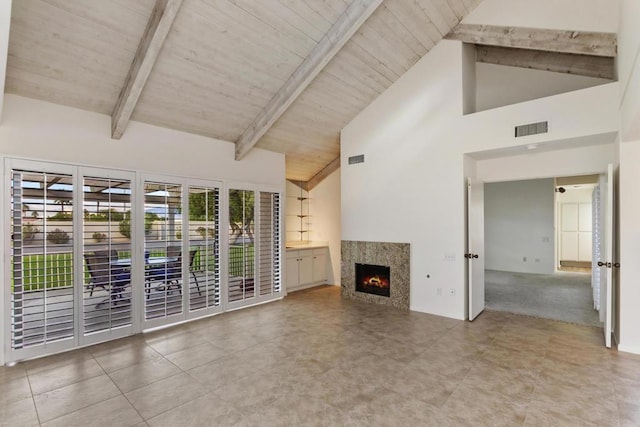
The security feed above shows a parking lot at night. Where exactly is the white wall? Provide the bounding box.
[0,95,284,184]
[341,0,620,321]
[0,95,285,365]
[617,0,640,355]
[484,179,555,274]
[476,143,615,183]
[0,0,11,121]
[309,168,341,285]
[476,63,611,113]
[464,0,618,32]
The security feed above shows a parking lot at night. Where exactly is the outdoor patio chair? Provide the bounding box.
[189,249,202,297]
[86,249,118,296]
[147,246,183,295]
[85,251,130,307]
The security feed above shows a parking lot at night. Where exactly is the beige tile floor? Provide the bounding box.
[1,285,640,426]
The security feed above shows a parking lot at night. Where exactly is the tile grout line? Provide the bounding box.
[23,367,42,427]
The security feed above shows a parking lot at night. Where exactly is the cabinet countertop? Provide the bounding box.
[285,244,328,251]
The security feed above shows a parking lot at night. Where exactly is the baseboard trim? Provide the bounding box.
[617,343,640,355]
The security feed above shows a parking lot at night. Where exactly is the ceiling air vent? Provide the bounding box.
[348,154,365,165]
[515,121,548,138]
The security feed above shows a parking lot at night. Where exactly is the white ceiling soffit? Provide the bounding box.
[467,131,618,161]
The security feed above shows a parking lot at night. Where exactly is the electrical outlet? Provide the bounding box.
[444,253,456,262]
[523,256,527,262]
[437,288,442,296]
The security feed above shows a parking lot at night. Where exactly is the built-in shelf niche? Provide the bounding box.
[286,180,310,243]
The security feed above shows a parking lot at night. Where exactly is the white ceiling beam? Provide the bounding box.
[234,0,384,161]
[306,156,340,191]
[111,0,182,139]
[475,44,615,80]
[446,24,617,57]
[0,0,13,124]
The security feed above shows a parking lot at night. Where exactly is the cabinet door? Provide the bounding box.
[298,251,314,285]
[312,250,327,283]
[286,252,300,289]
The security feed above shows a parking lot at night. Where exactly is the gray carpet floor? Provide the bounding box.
[485,269,603,327]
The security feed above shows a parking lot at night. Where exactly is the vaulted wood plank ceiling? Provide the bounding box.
[18,0,616,183]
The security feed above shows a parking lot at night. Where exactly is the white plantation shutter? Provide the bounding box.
[259,192,281,296]
[144,181,184,321]
[10,170,75,350]
[188,186,220,311]
[228,189,255,303]
[82,176,133,335]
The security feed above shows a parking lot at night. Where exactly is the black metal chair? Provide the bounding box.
[86,249,118,296]
[85,251,130,306]
[146,247,203,297]
[147,246,183,295]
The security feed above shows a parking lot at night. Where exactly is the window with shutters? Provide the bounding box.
[228,189,255,303]
[188,186,220,311]
[82,176,133,335]
[5,159,282,363]
[143,181,184,321]
[259,191,281,296]
[10,169,75,351]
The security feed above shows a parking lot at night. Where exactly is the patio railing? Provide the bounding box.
[13,246,234,292]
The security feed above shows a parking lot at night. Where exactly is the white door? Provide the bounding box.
[601,164,615,348]
[467,177,485,321]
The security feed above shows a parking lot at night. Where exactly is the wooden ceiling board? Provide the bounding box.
[6,0,486,182]
[225,0,320,50]
[374,5,429,57]
[6,0,154,114]
[276,0,335,40]
[132,0,330,141]
[413,0,452,36]
[427,0,461,29]
[302,0,350,24]
[263,0,472,180]
[325,49,392,94]
[380,1,437,50]
[286,155,337,181]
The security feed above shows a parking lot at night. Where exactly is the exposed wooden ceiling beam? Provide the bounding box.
[234,0,384,161]
[446,24,617,57]
[306,157,340,191]
[111,0,182,139]
[475,44,615,80]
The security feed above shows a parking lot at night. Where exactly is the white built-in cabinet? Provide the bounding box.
[286,247,327,291]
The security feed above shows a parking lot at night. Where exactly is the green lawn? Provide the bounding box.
[12,246,242,291]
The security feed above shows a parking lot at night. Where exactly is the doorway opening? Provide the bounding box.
[483,175,604,327]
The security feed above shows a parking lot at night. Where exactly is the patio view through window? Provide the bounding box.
[6,160,282,363]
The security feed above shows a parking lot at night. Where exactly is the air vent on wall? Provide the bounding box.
[515,121,548,138]
[348,154,365,165]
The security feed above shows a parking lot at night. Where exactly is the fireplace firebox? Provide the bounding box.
[355,263,390,297]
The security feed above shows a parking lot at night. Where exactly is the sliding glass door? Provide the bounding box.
[81,171,134,342]
[143,181,184,327]
[188,185,220,313]
[8,161,77,360]
[227,187,283,307]
[5,160,281,363]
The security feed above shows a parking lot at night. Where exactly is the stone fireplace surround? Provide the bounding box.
[341,240,410,310]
